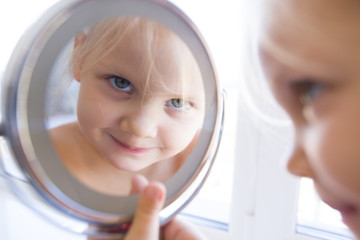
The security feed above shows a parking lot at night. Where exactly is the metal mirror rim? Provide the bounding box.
[1,0,222,234]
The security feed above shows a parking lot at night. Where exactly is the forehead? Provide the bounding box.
[260,0,360,72]
[100,22,203,95]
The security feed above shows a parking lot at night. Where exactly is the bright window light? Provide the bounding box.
[0,0,60,71]
[181,88,238,231]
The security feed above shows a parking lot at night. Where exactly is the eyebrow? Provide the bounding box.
[262,50,346,88]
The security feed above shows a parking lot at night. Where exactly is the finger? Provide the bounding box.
[162,216,207,240]
[125,182,166,240]
[129,174,149,194]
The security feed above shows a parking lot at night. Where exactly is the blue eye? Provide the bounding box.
[166,98,192,111]
[109,76,133,93]
[298,81,323,106]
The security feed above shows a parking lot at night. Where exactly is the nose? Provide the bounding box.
[119,106,158,138]
[287,144,315,179]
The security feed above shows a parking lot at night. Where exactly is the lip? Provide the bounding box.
[339,206,358,223]
[327,202,358,221]
[109,135,152,154]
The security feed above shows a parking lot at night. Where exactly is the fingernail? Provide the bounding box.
[144,184,163,201]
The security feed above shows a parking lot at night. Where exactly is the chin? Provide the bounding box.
[110,159,149,172]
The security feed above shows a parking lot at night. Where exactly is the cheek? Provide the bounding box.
[161,118,202,154]
[305,116,360,199]
[76,86,114,133]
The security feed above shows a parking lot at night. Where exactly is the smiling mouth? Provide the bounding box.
[110,135,152,154]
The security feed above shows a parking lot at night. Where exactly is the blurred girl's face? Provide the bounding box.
[75,25,205,172]
[259,0,360,236]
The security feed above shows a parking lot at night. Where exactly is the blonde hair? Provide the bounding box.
[232,0,291,126]
[70,16,200,100]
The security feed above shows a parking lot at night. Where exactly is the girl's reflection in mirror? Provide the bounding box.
[49,17,205,196]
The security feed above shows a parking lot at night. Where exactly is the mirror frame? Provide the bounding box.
[1,0,223,236]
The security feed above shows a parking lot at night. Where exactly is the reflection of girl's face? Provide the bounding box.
[260,0,360,236]
[76,27,205,173]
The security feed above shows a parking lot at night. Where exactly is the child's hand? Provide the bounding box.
[125,176,166,240]
[129,174,150,194]
[161,216,207,240]
[125,174,206,240]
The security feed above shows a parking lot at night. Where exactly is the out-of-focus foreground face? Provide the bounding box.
[259,0,360,237]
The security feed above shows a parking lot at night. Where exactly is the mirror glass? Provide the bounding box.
[45,16,205,196]
[1,0,221,237]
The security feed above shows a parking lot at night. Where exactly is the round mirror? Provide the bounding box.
[1,0,222,238]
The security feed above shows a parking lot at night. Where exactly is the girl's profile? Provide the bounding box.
[258,0,360,237]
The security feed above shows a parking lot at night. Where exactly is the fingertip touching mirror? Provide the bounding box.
[0,0,223,238]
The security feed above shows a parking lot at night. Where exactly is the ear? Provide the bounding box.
[72,32,86,82]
